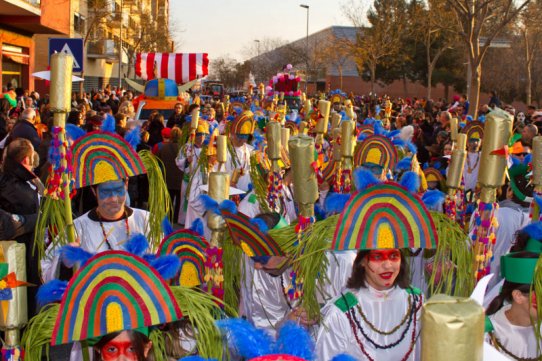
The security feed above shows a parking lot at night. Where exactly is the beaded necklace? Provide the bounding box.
[97,208,130,250]
[490,333,540,361]
[342,291,422,361]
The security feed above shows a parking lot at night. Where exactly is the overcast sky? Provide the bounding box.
[169,0,352,61]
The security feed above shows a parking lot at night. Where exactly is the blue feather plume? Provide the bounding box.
[199,194,219,214]
[399,171,420,193]
[374,122,385,135]
[142,254,156,263]
[422,190,445,209]
[330,354,358,361]
[396,157,412,170]
[275,321,315,360]
[101,113,116,132]
[524,153,532,165]
[179,357,217,361]
[37,279,68,308]
[150,255,181,280]
[522,222,542,241]
[353,168,380,191]
[59,246,93,268]
[250,218,269,233]
[216,318,273,359]
[392,138,406,147]
[388,130,401,138]
[124,233,149,257]
[535,194,542,208]
[314,202,326,220]
[162,216,174,236]
[357,133,368,141]
[219,199,237,214]
[325,193,351,214]
[406,141,417,154]
[124,126,141,149]
[510,156,520,167]
[190,218,205,237]
[65,124,86,141]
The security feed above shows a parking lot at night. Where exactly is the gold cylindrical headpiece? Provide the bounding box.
[316,100,331,134]
[289,135,318,217]
[450,118,458,142]
[281,128,290,154]
[190,108,200,130]
[331,113,342,130]
[207,172,230,233]
[217,135,228,164]
[446,133,467,189]
[266,121,282,160]
[341,120,355,158]
[477,108,513,188]
[50,53,73,126]
[421,295,484,361]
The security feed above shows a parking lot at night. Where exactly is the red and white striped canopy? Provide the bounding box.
[135,53,209,83]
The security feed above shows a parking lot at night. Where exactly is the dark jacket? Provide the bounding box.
[9,119,41,149]
[0,162,42,316]
[167,113,184,128]
[156,142,183,191]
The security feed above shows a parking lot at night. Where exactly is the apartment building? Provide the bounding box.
[0,0,70,91]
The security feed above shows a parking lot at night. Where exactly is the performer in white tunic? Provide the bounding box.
[225,110,256,192]
[315,176,439,361]
[485,251,541,360]
[74,180,150,252]
[176,120,212,229]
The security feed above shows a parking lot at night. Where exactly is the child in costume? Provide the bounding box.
[485,251,541,360]
[225,111,255,192]
[315,177,438,361]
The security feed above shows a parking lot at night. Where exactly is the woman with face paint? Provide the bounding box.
[314,176,438,361]
[315,248,422,361]
[485,252,541,360]
[93,330,154,361]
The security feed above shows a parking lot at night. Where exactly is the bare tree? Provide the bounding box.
[517,2,542,105]
[411,0,460,99]
[343,0,410,93]
[446,0,530,116]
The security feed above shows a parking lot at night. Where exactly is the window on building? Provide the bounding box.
[74,13,86,34]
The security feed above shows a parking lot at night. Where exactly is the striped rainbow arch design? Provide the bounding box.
[331,183,438,251]
[51,251,182,345]
[71,131,146,189]
[157,230,209,287]
[222,211,284,257]
[354,134,398,170]
[357,124,374,137]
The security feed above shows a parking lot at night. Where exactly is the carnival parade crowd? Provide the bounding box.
[0,66,541,361]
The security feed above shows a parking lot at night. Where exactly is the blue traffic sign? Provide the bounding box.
[49,38,84,72]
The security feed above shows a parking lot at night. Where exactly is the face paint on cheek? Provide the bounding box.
[532,293,538,310]
[101,340,138,361]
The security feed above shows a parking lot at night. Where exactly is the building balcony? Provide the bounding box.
[87,39,118,60]
[0,0,69,34]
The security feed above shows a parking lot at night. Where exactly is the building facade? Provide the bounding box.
[0,0,70,92]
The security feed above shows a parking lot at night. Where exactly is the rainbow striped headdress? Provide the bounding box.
[51,250,183,345]
[72,131,146,188]
[358,124,374,138]
[231,111,256,135]
[157,230,210,288]
[331,182,438,251]
[461,120,484,140]
[222,211,284,257]
[354,134,398,170]
[424,167,446,189]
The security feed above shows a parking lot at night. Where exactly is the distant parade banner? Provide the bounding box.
[135,52,209,83]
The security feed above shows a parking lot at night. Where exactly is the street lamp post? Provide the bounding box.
[118,0,123,90]
[254,39,260,84]
[300,4,309,93]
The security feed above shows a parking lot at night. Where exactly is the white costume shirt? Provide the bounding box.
[175,143,202,225]
[74,208,150,252]
[238,187,297,224]
[487,305,541,359]
[225,143,254,192]
[316,286,422,361]
[240,250,356,338]
[463,152,481,191]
